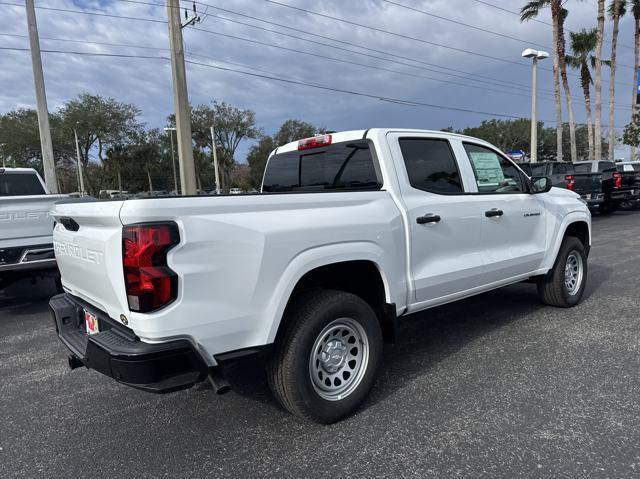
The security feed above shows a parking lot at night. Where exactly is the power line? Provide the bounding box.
[2,43,622,126]
[109,0,556,95]
[0,29,559,106]
[5,28,635,111]
[0,32,168,52]
[0,44,538,120]
[262,0,529,68]
[468,0,635,51]
[262,0,637,83]
[0,1,166,23]
[4,0,637,85]
[0,2,630,125]
[112,0,555,94]
[194,14,554,95]
[0,45,167,61]
[190,26,558,101]
[383,0,636,69]
[6,0,634,90]
[382,0,549,49]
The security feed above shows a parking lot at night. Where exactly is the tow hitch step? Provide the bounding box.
[67,355,84,370]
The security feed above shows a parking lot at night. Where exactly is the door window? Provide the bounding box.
[574,163,592,174]
[598,161,616,173]
[398,138,463,194]
[463,143,524,193]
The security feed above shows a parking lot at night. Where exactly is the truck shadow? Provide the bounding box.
[0,277,58,318]
[223,267,611,416]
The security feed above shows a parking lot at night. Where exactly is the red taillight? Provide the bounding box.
[122,223,179,313]
[613,172,623,188]
[297,134,332,150]
[565,175,575,191]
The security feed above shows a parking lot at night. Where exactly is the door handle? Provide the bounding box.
[416,213,441,224]
[485,209,504,218]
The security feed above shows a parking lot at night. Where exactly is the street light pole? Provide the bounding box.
[164,127,179,194]
[210,125,221,195]
[73,127,85,196]
[522,49,549,163]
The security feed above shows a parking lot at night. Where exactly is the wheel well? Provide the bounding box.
[564,221,590,254]
[281,260,395,342]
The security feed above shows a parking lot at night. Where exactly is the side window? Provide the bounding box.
[463,143,524,193]
[598,161,616,173]
[398,138,463,194]
[574,163,592,174]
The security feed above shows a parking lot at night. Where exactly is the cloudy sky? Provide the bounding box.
[0,0,638,161]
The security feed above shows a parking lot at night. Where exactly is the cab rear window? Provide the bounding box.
[262,140,381,192]
[0,172,46,196]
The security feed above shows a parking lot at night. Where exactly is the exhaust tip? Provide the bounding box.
[207,367,231,395]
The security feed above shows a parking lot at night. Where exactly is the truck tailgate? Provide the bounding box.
[572,173,602,196]
[0,195,66,248]
[50,200,129,321]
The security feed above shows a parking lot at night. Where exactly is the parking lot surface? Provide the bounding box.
[1,211,639,478]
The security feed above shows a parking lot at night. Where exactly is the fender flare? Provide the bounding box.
[263,242,393,344]
[541,211,591,272]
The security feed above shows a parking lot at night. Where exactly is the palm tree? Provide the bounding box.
[608,1,626,161]
[629,1,640,161]
[556,6,579,162]
[522,1,562,160]
[521,1,579,162]
[595,0,606,160]
[567,29,598,160]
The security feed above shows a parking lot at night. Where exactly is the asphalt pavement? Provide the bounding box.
[1,210,639,478]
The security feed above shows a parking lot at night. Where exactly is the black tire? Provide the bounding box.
[268,290,383,424]
[598,201,617,215]
[537,236,587,307]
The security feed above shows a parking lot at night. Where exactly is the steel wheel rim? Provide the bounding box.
[564,251,583,296]
[309,317,369,401]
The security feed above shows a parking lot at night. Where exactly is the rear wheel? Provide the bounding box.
[537,236,587,307]
[268,290,382,424]
[598,201,618,215]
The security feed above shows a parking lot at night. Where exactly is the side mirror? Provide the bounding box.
[530,176,552,194]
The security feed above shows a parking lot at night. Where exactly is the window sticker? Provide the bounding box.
[469,152,504,186]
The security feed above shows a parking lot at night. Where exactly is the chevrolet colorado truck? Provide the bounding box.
[0,167,67,289]
[49,129,591,423]
[521,161,603,207]
[574,160,639,214]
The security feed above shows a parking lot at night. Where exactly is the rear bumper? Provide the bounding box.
[610,189,639,201]
[581,192,604,206]
[49,293,208,393]
[0,243,56,272]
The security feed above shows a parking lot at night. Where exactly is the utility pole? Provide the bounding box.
[167,0,197,196]
[25,0,58,192]
[73,127,85,196]
[210,125,221,194]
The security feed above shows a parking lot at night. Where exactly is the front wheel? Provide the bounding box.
[268,290,382,424]
[537,236,588,307]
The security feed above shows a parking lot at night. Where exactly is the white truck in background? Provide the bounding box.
[49,129,591,423]
[0,168,67,289]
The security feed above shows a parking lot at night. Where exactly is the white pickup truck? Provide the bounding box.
[0,167,66,288]
[49,129,591,423]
